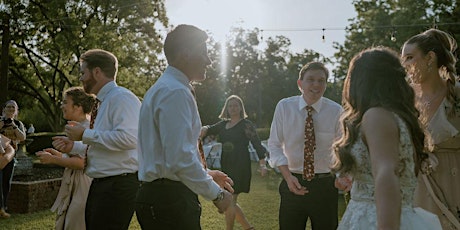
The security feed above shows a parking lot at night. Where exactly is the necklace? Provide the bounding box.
[418,89,445,107]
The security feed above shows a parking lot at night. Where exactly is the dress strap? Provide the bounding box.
[421,174,460,229]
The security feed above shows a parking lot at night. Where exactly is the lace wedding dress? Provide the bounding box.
[338,114,442,230]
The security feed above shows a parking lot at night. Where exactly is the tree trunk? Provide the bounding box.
[0,15,10,104]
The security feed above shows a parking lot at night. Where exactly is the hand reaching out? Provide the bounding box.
[36,149,55,164]
[208,170,234,194]
[286,174,309,195]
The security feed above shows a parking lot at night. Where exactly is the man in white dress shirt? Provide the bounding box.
[136,24,232,229]
[63,49,140,229]
[268,62,343,230]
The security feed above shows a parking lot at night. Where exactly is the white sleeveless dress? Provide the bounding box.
[338,114,442,230]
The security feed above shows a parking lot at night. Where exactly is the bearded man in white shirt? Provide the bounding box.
[136,24,233,230]
[268,62,343,230]
[59,49,141,229]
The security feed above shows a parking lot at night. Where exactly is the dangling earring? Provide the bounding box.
[427,62,433,72]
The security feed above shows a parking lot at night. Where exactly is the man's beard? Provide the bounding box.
[83,73,97,94]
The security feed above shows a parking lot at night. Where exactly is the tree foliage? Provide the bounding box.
[1,0,168,131]
[197,27,330,128]
[334,0,460,81]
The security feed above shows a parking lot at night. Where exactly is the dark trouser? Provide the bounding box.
[135,179,201,230]
[279,173,338,230]
[85,172,139,230]
[1,159,15,209]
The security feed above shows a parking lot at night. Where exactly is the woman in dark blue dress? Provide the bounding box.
[202,95,267,230]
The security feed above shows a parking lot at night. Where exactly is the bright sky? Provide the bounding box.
[164,0,357,59]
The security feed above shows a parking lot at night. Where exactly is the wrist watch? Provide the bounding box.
[212,189,225,202]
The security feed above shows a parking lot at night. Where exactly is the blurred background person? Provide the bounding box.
[201,95,268,230]
[0,100,26,218]
[334,47,441,229]
[36,87,95,229]
[402,28,460,229]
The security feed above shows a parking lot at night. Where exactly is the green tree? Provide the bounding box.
[197,27,330,128]
[1,0,168,131]
[333,0,431,81]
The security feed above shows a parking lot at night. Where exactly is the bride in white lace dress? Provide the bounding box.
[333,47,442,230]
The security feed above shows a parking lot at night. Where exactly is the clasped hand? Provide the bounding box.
[65,121,85,141]
[334,174,353,192]
[35,148,61,164]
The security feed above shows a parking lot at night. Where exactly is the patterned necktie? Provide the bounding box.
[89,99,100,129]
[198,139,207,170]
[190,85,207,169]
[85,99,100,165]
[303,106,316,180]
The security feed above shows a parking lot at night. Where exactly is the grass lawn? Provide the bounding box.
[1,163,346,229]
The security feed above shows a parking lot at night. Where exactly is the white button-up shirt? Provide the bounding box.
[73,81,140,178]
[268,95,342,174]
[137,66,220,201]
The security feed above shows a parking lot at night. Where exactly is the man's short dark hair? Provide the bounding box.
[164,24,208,64]
[80,49,118,79]
[298,61,329,80]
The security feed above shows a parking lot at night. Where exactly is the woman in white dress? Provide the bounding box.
[332,47,442,229]
[36,87,95,230]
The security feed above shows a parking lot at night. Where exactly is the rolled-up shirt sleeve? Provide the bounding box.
[268,101,289,168]
[162,90,220,200]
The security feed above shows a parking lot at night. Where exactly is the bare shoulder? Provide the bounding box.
[362,107,398,134]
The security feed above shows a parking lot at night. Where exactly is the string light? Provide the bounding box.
[260,22,460,43]
[4,0,460,45]
[321,28,325,43]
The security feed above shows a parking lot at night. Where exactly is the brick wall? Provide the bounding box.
[8,178,62,213]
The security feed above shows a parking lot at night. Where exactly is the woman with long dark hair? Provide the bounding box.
[333,47,441,229]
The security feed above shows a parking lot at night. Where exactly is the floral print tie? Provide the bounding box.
[303,106,315,180]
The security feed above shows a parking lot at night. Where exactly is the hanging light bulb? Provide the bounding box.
[113,16,119,23]
[153,7,159,17]
[79,32,84,38]
[322,28,326,43]
[82,23,87,29]
[56,27,61,32]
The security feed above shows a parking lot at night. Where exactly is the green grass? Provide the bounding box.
[1,163,346,229]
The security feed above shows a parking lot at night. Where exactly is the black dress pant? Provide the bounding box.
[135,179,201,230]
[85,172,139,230]
[0,159,14,209]
[279,173,338,230]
